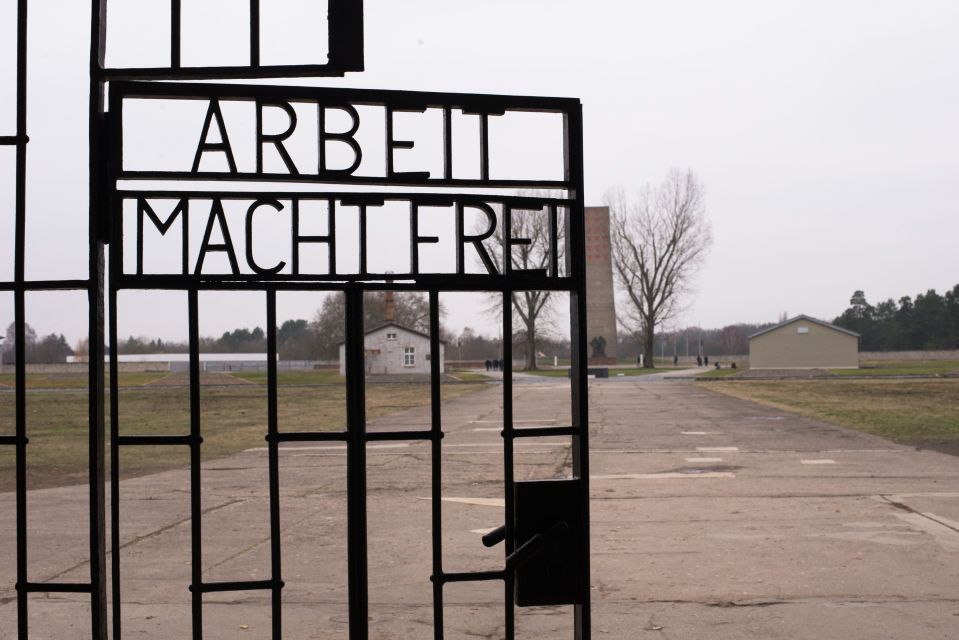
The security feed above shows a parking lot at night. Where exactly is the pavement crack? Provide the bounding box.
[879,495,959,534]
[705,599,790,608]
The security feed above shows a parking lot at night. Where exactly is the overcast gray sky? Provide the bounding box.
[3,0,958,345]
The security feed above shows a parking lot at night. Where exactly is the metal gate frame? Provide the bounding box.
[4,3,590,638]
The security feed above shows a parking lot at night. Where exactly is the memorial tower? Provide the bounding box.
[585,206,619,363]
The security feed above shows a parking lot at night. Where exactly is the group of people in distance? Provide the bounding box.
[484,359,504,372]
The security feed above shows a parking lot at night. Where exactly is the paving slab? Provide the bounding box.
[1,378,958,638]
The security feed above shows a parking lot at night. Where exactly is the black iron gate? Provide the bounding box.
[4,3,590,638]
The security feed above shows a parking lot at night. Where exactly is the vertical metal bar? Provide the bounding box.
[88,248,107,640]
[14,292,26,640]
[442,107,452,181]
[409,203,419,274]
[344,287,368,640]
[565,106,591,640]
[549,204,559,279]
[357,206,367,276]
[328,199,337,276]
[501,290,515,640]
[428,291,444,640]
[478,113,490,182]
[109,134,123,637]
[188,289,203,639]
[89,2,109,636]
[327,0,365,71]
[13,1,28,636]
[249,0,261,67]
[384,106,394,177]
[171,0,182,69]
[13,0,26,282]
[108,279,120,640]
[502,204,511,276]
[89,4,109,638]
[266,291,283,639]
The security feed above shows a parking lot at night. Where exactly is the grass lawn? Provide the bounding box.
[0,377,483,492]
[231,369,345,385]
[833,360,959,376]
[523,369,571,378]
[449,370,492,382]
[0,371,171,389]
[707,379,959,456]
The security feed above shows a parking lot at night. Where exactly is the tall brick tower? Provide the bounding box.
[585,206,619,363]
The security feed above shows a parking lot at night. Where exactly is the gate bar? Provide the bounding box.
[501,290,515,640]
[188,289,204,639]
[428,290,444,640]
[13,0,28,636]
[266,291,283,639]
[344,288,369,639]
[88,0,109,637]
[108,258,121,640]
[566,106,591,640]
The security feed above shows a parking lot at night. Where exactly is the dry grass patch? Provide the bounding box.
[707,379,959,456]
[0,380,483,492]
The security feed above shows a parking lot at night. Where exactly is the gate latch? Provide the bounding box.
[482,479,586,607]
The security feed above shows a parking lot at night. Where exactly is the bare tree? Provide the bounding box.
[608,169,712,368]
[480,199,565,370]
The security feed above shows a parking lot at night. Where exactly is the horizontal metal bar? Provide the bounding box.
[0,435,27,446]
[272,431,348,443]
[0,279,90,291]
[100,63,358,82]
[114,190,574,205]
[0,135,29,145]
[114,275,577,292]
[432,570,506,584]
[22,581,93,594]
[511,426,578,438]
[191,579,282,593]
[112,80,581,113]
[116,172,571,190]
[117,434,195,446]
[366,431,437,442]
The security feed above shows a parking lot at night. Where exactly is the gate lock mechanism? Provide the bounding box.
[482,479,587,607]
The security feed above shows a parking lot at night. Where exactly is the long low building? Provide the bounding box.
[748,315,860,369]
[69,353,274,364]
[68,353,278,372]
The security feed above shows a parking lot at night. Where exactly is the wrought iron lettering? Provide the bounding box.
[122,193,569,281]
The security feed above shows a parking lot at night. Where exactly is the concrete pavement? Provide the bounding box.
[1,377,958,638]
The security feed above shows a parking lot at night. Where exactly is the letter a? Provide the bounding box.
[192,100,238,173]
[195,200,240,274]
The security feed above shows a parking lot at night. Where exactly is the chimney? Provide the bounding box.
[384,290,395,323]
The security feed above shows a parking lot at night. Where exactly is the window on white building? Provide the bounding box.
[404,346,415,366]
[386,332,397,340]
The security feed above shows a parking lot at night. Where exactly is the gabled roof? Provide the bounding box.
[747,314,860,340]
[337,322,447,345]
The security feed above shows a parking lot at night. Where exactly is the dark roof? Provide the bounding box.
[747,314,860,340]
[337,322,446,345]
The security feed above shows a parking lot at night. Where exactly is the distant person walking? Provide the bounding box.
[696,355,702,367]
[704,355,709,366]
[484,359,491,371]
[673,354,678,366]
